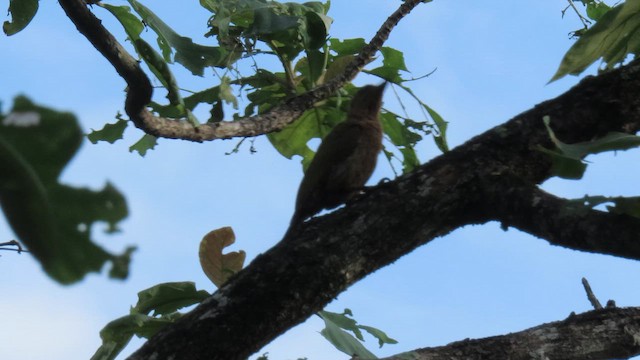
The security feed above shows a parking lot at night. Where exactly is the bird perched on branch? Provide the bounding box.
[289,82,387,227]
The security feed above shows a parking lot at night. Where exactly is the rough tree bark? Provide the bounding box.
[54,0,640,359]
[381,307,640,360]
[124,59,640,359]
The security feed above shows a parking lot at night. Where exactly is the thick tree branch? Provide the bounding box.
[484,179,640,261]
[127,59,640,359]
[58,0,424,141]
[380,307,640,360]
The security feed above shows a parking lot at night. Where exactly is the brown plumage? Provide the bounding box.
[290,82,386,226]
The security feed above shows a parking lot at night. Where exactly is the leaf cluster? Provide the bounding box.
[318,309,399,359]
[91,282,210,360]
[539,115,640,220]
[4,0,447,169]
[83,0,446,170]
[552,0,636,81]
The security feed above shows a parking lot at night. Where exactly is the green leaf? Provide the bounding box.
[207,0,331,60]
[246,81,289,115]
[309,49,329,85]
[91,313,182,360]
[359,325,399,348]
[380,112,421,146]
[586,2,612,21]
[132,282,210,316]
[380,46,408,71]
[399,147,420,173]
[550,0,640,82]
[267,107,337,169]
[127,0,237,75]
[318,308,396,358]
[319,310,364,341]
[319,310,398,349]
[250,8,300,35]
[319,316,378,359]
[303,11,332,49]
[92,282,208,360]
[324,55,355,82]
[368,47,409,83]
[392,82,449,153]
[109,246,136,279]
[184,86,225,110]
[423,103,449,152]
[0,96,130,284]
[100,3,145,42]
[219,76,239,109]
[380,112,422,173]
[543,115,640,156]
[536,147,588,179]
[539,116,640,179]
[135,39,181,102]
[296,49,327,88]
[148,82,233,123]
[560,132,640,157]
[329,38,366,55]
[134,38,199,124]
[87,119,129,144]
[149,77,241,120]
[129,134,158,156]
[102,3,196,122]
[3,0,39,36]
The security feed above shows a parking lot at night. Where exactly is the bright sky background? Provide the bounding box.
[2,1,640,360]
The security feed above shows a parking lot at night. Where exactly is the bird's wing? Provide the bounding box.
[293,122,362,216]
[306,121,362,186]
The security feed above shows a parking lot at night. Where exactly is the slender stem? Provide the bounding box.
[567,0,592,28]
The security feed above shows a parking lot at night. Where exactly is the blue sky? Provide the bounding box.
[2,1,639,359]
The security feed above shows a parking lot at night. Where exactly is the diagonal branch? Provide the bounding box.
[380,307,640,360]
[58,0,425,141]
[127,58,640,360]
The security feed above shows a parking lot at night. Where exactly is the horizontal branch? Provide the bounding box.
[381,307,640,360]
[483,179,640,261]
[128,59,640,360]
[58,0,424,141]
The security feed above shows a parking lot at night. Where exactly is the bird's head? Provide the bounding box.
[348,82,387,117]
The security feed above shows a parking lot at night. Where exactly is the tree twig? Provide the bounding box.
[0,240,27,254]
[582,277,603,310]
[57,0,426,141]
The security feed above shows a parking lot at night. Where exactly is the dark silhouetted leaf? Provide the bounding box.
[0,96,130,284]
[539,116,640,179]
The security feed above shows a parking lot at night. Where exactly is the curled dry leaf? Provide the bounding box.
[198,227,246,288]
